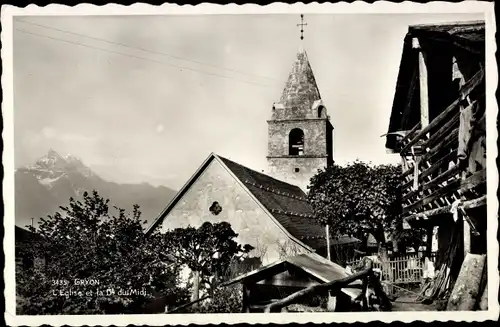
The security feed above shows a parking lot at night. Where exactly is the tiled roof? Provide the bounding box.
[219,156,340,249]
[279,48,321,113]
[147,153,359,250]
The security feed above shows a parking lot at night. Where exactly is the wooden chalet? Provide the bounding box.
[221,252,363,312]
[385,21,487,299]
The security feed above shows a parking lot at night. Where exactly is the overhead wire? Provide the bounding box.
[15,20,340,97]
[15,28,277,90]
[16,19,278,83]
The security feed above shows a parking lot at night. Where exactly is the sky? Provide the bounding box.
[13,13,484,190]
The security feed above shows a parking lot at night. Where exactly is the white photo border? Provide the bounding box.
[2,1,498,326]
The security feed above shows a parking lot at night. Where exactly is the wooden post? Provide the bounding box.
[425,227,433,258]
[191,270,200,303]
[361,276,369,310]
[446,254,486,310]
[242,284,251,313]
[264,268,374,313]
[326,290,337,312]
[413,37,430,132]
[432,226,438,253]
[326,225,331,261]
[463,218,471,256]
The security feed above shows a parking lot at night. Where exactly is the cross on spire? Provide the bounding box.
[297,14,308,40]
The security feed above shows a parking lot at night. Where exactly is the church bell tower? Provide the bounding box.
[266,16,334,192]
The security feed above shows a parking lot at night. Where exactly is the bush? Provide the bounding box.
[189,284,243,313]
[16,191,185,315]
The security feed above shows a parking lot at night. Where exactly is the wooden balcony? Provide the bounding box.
[397,68,486,223]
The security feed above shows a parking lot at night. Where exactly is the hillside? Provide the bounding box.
[15,149,177,229]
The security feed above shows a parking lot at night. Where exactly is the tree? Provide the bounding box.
[162,222,254,302]
[393,227,427,254]
[17,190,188,315]
[308,161,404,256]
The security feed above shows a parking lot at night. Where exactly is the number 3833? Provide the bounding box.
[51,279,70,286]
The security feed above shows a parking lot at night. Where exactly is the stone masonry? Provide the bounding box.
[267,47,334,192]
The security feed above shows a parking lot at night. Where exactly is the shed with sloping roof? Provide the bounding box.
[221,252,363,312]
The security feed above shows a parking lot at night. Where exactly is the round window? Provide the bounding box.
[209,201,222,216]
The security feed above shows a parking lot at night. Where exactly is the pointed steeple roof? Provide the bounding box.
[279,48,321,111]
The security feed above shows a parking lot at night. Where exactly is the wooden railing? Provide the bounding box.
[397,68,486,217]
[346,252,437,285]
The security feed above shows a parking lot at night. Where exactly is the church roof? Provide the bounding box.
[279,48,322,112]
[146,153,356,250]
[219,156,327,248]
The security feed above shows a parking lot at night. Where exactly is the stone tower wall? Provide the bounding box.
[267,119,329,157]
[267,157,328,192]
[266,48,334,192]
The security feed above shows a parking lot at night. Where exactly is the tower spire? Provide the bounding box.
[297,14,308,41]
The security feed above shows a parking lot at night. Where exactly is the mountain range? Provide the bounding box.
[15,149,177,229]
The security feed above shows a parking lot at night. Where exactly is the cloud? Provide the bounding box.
[156,124,165,133]
[40,126,99,144]
[41,126,57,139]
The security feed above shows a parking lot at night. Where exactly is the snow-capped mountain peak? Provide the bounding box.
[65,153,83,163]
[15,148,178,229]
[32,149,68,170]
[25,149,97,179]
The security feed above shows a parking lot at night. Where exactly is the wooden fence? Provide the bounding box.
[346,252,437,285]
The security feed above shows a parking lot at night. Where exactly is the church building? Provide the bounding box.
[147,25,354,265]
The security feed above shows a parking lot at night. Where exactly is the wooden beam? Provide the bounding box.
[242,284,250,313]
[401,130,459,180]
[425,227,433,258]
[463,218,471,256]
[402,157,459,201]
[404,195,487,222]
[446,254,486,311]
[420,109,461,150]
[399,122,421,146]
[412,37,430,134]
[400,68,484,155]
[422,164,460,192]
[460,169,486,191]
[404,178,461,214]
[263,268,373,313]
[403,150,459,193]
[166,295,211,313]
[326,224,331,261]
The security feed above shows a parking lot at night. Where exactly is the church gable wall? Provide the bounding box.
[160,159,311,264]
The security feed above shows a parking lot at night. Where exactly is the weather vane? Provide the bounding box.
[297,14,308,40]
